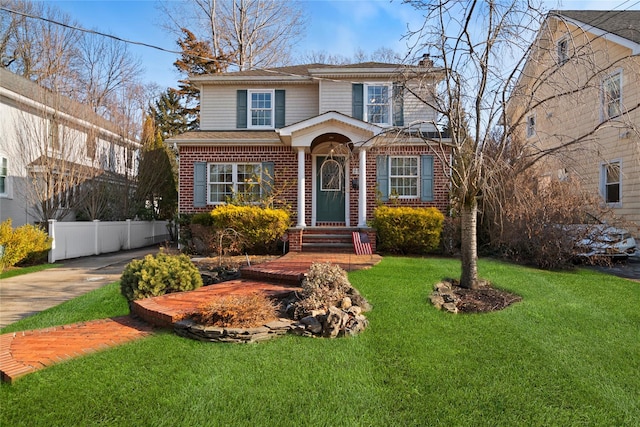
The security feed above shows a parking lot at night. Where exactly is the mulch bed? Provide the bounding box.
[453,282,522,313]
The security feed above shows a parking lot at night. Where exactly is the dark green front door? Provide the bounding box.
[316,156,345,222]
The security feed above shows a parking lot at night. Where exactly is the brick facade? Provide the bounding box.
[179,142,451,226]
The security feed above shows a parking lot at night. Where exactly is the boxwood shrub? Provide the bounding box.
[120,251,203,301]
[371,206,444,254]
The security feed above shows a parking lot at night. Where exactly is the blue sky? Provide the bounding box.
[43,0,639,89]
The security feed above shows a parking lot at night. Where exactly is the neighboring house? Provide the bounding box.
[0,68,140,227]
[171,61,451,251]
[509,10,640,233]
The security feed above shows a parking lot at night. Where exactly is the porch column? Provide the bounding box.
[297,147,307,227]
[358,148,367,227]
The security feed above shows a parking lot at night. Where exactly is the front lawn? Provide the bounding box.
[1,257,638,426]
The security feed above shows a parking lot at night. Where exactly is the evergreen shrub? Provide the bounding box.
[371,206,444,254]
[120,251,203,301]
[210,205,290,253]
[0,219,52,271]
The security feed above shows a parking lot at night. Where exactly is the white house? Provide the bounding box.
[0,68,140,227]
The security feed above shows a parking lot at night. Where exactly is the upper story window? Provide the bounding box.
[365,84,391,125]
[602,71,622,120]
[353,83,402,127]
[237,89,284,129]
[557,37,569,65]
[526,114,536,138]
[249,90,274,128]
[0,155,7,197]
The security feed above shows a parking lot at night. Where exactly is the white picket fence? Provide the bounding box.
[47,219,170,263]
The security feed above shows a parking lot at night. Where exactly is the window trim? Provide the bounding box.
[247,89,275,129]
[364,83,393,126]
[207,162,262,205]
[389,155,419,199]
[600,159,622,207]
[602,70,623,121]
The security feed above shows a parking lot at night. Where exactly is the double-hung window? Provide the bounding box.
[0,155,7,196]
[208,163,261,204]
[390,156,419,198]
[365,84,391,126]
[526,114,536,138]
[602,71,622,120]
[557,38,569,65]
[601,161,621,205]
[248,90,274,128]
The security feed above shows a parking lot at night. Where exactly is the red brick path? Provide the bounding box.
[0,252,381,383]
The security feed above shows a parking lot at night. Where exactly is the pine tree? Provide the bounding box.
[149,89,190,140]
[172,28,231,129]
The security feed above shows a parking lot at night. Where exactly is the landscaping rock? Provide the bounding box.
[174,318,293,343]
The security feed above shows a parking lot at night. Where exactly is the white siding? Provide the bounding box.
[319,80,352,115]
[200,84,319,130]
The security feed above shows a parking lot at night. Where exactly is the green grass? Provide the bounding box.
[1,257,638,426]
[0,263,57,280]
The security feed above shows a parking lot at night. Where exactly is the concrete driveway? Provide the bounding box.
[0,246,160,328]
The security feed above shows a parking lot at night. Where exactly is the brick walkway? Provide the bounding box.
[0,252,381,383]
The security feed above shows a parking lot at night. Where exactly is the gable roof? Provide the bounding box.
[0,68,138,145]
[551,10,640,45]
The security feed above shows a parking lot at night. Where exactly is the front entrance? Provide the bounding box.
[316,156,345,222]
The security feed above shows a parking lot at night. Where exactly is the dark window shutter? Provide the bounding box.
[376,155,389,202]
[352,84,364,120]
[274,90,285,128]
[237,90,247,129]
[261,161,275,196]
[393,82,404,127]
[420,155,434,202]
[194,162,207,207]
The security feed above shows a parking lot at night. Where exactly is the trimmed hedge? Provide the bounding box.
[371,206,444,254]
[120,251,203,301]
[0,219,52,271]
[209,205,290,253]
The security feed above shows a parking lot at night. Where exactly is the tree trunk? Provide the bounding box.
[460,196,479,289]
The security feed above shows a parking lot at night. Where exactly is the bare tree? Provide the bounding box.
[395,0,544,288]
[1,0,81,94]
[73,34,144,117]
[400,1,639,288]
[299,47,403,65]
[159,0,306,70]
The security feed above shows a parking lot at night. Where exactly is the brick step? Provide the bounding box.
[302,242,354,252]
[240,267,305,286]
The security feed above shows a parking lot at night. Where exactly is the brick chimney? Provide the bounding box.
[418,53,433,67]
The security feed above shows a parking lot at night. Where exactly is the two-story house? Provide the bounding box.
[509,10,640,234]
[172,61,451,251]
[0,68,140,227]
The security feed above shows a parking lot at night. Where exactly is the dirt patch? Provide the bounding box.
[453,282,522,313]
[431,279,522,314]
